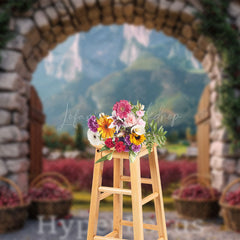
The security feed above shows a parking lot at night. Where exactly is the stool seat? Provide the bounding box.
[87,145,168,240]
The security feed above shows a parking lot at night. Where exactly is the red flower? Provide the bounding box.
[115,141,125,152]
[105,138,115,148]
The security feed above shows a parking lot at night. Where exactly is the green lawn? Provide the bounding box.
[165,143,188,156]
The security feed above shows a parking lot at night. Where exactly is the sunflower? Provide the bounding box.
[97,115,115,139]
[129,132,146,145]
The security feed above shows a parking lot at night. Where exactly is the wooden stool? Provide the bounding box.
[87,145,168,240]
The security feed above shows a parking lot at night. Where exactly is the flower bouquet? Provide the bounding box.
[87,100,167,163]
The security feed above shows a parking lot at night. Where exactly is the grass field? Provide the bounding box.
[165,143,188,156]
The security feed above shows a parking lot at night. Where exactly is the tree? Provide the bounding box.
[75,123,86,151]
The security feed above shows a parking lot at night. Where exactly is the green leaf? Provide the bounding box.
[129,151,137,163]
[99,145,110,152]
[153,122,157,132]
[95,152,113,164]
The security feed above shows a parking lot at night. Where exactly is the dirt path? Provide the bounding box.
[1,211,239,240]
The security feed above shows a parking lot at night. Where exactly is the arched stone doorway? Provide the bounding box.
[0,0,239,192]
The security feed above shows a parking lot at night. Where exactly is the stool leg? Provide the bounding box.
[87,150,104,240]
[130,156,144,240]
[113,158,123,238]
[149,147,168,240]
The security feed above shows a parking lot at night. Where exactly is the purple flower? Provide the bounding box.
[124,145,130,152]
[125,135,131,146]
[88,115,99,132]
[131,144,141,153]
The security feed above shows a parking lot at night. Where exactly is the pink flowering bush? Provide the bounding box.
[43,158,196,192]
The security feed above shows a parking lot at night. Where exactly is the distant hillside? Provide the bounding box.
[32,24,209,136]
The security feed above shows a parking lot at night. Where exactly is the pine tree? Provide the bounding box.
[75,123,85,151]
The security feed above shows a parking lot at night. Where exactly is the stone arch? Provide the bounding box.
[0,0,239,192]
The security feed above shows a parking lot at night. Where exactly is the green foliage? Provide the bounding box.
[42,125,60,150]
[0,0,37,53]
[146,119,167,154]
[197,0,240,149]
[43,124,75,151]
[58,132,75,151]
[75,123,86,151]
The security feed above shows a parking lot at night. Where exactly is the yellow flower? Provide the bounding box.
[129,133,146,145]
[97,115,115,139]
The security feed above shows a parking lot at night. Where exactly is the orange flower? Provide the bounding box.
[97,115,115,139]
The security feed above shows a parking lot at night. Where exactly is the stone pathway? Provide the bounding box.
[1,211,239,240]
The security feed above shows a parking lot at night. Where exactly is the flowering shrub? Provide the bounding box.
[173,184,220,200]
[0,186,29,207]
[44,158,197,192]
[29,182,71,201]
[225,189,240,205]
[87,100,166,163]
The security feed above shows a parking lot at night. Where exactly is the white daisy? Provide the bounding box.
[87,129,103,146]
[131,125,146,135]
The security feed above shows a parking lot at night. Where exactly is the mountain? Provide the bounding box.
[32,24,209,136]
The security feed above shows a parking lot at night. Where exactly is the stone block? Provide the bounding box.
[0,160,8,176]
[197,35,211,51]
[210,156,224,170]
[13,109,29,129]
[236,159,240,175]
[182,24,192,39]
[39,0,52,8]
[0,50,22,71]
[99,0,112,7]
[6,158,30,173]
[55,1,68,16]
[0,73,22,91]
[169,0,185,19]
[186,39,197,51]
[193,47,205,61]
[145,0,158,13]
[123,4,134,17]
[226,173,240,191]
[162,27,173,36]
[45,6,59,25]
[202,53,213,72]
[181,6,195,23]
[9,171,29,193]
[84,0,96,8]
[102,16,114,25]
[210,141,230,157]
[134,16,144,25]
[158,0,171,18]
[0,110,11,126]
[228,1,240,18]
[6,35,26,51]
[223,159,237,174]
[34,10,50,32]
[14,18,35,36]
[88,7,101,20]
[0,93,23,111]
[0,143,29,158]
[210,128,229,142]
[0,126,22,143]
[211,169,225,191]
[71,0,85,11]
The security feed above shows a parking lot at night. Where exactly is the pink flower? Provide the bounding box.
[125,113,137,127]
[113,100,132,119]
[136,110,145,117]
[137,118,146,127]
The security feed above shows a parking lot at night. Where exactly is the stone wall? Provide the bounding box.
[0,0,240,192]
